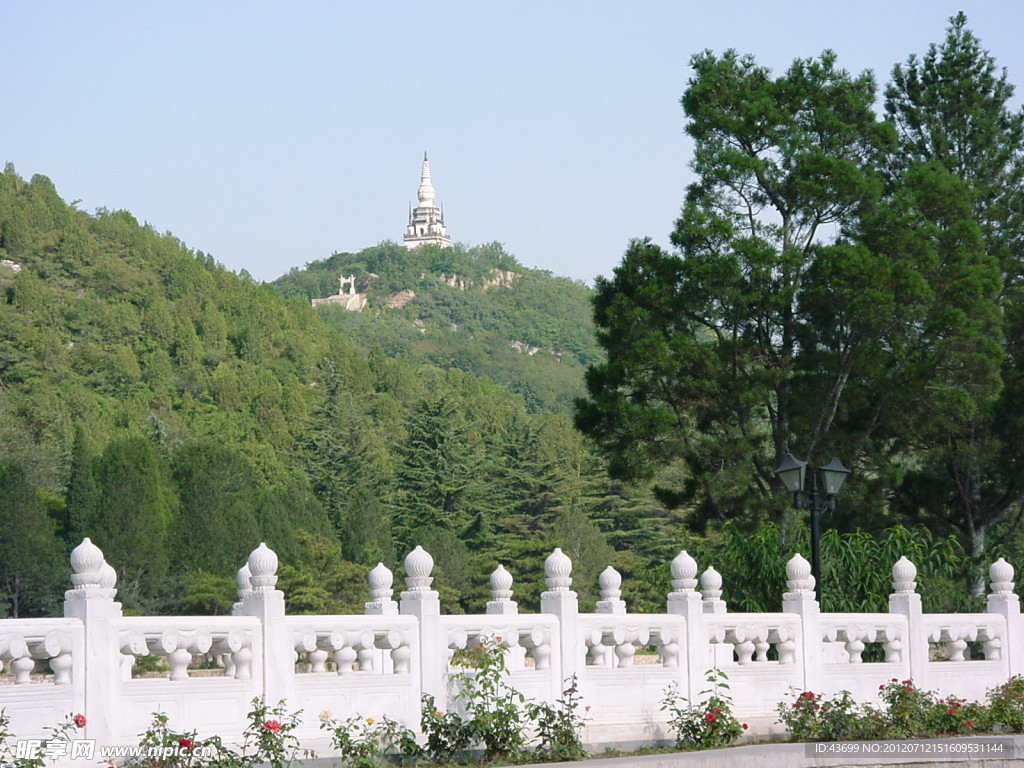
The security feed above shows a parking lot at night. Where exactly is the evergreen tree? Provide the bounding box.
[884,13,1024,593]
[0,462,65,617]
[172,440,261,576]
[63,426,99,548]
[90,437,177,609]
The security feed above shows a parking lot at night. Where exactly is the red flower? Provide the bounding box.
[879,684,885,690]
[965,720,973,727]
[741,723,748,730]
[891,678,899,682]
[948,709,956,715]
[704,712,716,722]
[73,714,87,728]
[177,739,192,750]
[954,701,961,708]
[802,691,815,699]
[264,720,281,733]
[813,705,820,711]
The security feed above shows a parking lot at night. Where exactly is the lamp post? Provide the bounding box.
[774,453,850,603]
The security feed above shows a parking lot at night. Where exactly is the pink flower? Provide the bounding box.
[264,720,281,733]
[585,706,591,712]
[704,712,716,723]
[73,714,87,728]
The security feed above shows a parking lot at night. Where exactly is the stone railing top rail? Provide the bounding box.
[0,618,83,636]
[118,615,261,632]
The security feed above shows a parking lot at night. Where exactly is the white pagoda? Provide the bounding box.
[403,152,451,249]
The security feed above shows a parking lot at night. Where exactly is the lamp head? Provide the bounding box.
[819,457,850,496]
[774,453,807,495]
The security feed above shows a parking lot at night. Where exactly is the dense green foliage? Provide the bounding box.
[576,15,1022,596]
[274,242,601,415]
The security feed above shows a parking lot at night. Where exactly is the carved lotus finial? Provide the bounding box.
[236,563,252,591]
[247,543,279,587]
[990,557,1015,594]
[786,553,811,581]
[70,538,105,587]
[892,556,917,593]
[599,566,622,593]
[490,564,513,593]
[368,562,395,600]
[671,550,698,581]
[700,565,723,600]
[544,548,573,591]
[98,560,117,590]
[404,546,434,579]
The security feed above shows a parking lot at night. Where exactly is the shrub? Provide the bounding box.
[320,713,419,768]
[525,675,589,762]
[662,669,745,750]
[776,689,886,742]
[985,675,1024,732]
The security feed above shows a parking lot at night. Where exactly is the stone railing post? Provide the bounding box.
[486,565,517,615]
[236,543,292,705]
[63,538,121,749]
[700,565,734,670]
[889,556,926,684]
[987,557,1021,676]
[595,566,626,615]
[400,546,443,700]
[540,547,578,684]
[782,553,820,693]
[366,563,399,616]
[667,550,703,701]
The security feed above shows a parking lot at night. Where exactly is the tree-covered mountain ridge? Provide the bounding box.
[0,164,673,619]
[272,242,603,414]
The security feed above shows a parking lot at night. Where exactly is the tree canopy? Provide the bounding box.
[577,14,1016,590]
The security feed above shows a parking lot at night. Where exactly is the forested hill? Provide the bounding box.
[272,242,601,415]
[0,166,672,619]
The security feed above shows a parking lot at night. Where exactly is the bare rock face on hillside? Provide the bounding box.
[438,268,520,292]
[385,290,416,309]
[483,269,518,290]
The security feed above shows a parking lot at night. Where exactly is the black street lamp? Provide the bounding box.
[774,453,850,603]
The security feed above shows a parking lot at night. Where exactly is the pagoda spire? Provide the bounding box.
[404,151,451,249]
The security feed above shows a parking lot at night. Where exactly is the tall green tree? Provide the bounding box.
[0,462,65,617]
[297,358,395,562]
[884,13,1024,591]
[63,426,98,548]
[576,46,1003,540]
[577,49,896,525]
[172,440,261,576]
[90,437,177,609]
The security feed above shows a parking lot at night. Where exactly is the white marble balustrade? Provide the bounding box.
[5,538,1024,766]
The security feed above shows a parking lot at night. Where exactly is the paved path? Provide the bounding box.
[505,737,1024,768]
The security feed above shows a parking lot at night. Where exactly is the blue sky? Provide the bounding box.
[4,2,1023,284]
